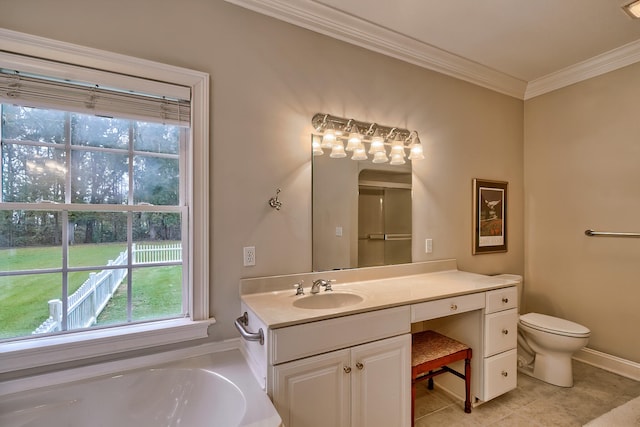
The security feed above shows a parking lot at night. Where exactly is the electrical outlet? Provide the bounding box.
[425,238,433,254]
[243,246,256,266]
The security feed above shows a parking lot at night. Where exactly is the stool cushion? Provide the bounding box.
[412,330,470,366]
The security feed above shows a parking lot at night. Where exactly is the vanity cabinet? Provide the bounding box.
[265,306,411,427]
[272,334,411,427]
[409,286,518,403]
[482,287,518,400]
[239,265,521,426]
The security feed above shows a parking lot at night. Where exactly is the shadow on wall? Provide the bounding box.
[521,291,559,317]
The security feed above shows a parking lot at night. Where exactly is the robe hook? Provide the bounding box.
[269,188,283,210]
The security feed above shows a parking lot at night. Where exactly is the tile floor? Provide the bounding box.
[414,361,640,426]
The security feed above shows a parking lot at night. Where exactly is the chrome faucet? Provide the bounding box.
[310,279,334,294]
[293,281,305,296]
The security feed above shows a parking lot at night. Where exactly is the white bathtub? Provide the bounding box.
[0,343,282,427]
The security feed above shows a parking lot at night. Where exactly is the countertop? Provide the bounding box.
[240,268,520,329]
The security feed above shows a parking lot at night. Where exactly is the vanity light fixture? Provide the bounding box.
[311,113,424,164]
[623,0,640,18]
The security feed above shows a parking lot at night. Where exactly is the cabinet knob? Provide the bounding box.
[501,371,508,377]
[356,362,364,370]
[502,297,509,303]
[502,328,509,335]
[343,366,352,374]
[450,304,458,311]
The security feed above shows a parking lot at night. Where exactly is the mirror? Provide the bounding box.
[312,153,413,271]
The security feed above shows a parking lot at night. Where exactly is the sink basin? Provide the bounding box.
[293,292,364,310]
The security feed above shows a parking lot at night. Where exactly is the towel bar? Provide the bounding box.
[234,312,264,345]
[585,229,640,238]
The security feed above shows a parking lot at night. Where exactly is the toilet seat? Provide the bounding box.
[520,313,590,338]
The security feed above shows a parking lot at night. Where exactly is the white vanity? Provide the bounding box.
[238,259,520,427]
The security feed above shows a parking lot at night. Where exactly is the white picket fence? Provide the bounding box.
[32,243,182,335]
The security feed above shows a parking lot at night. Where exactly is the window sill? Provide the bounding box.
[0,318,216,374]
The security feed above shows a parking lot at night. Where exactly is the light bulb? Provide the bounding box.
[408,143,424,160]
[372,150,388,163]
[368,136,385,154]
[408,134,425,160]
[330,141,347,158]
[345,129,362,151]
[321,128,336,149]
[312,135,324,156]
[351,146,367,160]
[390,153,406,165]
[390,140,406,158]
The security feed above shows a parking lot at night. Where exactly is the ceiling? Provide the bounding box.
[225,0,640,99]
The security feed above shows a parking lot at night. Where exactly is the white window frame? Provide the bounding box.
[0,28,212,373]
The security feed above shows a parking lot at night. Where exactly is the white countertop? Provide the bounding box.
[240,268,520,328]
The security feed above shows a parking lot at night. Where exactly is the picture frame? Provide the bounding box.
[473,179,508,254]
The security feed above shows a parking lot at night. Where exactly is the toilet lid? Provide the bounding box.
[520,313,591,337]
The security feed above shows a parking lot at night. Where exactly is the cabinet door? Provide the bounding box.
[272,349,350,427]
[351,334,411,427]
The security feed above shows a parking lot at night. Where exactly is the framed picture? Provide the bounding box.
[473,179,508,254]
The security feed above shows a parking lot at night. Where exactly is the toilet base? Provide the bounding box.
[517,352,574,387]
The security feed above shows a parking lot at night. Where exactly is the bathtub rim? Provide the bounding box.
[0,339,282,427]
[1,338,256,398]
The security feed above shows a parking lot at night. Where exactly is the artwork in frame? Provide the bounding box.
[473,179,508,254]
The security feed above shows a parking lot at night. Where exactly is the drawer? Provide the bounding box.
[270,306,410,365]
[485,286,517,314]
[484,308,517,357]
[411,292,485,322]
[483,349,517,401]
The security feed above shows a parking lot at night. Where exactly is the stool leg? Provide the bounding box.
[464,357,472,413]
[428,371,434,390]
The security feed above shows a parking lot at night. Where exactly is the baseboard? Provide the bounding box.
[573,347,640,381]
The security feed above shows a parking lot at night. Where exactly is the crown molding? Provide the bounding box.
[226,0,640,102]
[224,0,527,99]
[524,38,640,99]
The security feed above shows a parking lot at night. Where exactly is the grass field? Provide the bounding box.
[0,243,181,339]
[96,265,182,325]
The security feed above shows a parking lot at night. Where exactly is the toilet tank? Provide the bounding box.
[493,274,523,313]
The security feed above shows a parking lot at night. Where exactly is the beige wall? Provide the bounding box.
[524,62,640,362]
[1,0,524,344]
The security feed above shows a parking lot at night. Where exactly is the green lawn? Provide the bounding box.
[96,265,182,325]
[0,244,181,339]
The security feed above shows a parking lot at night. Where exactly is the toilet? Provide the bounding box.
[494,274,591,387]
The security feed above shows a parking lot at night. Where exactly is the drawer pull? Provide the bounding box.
[502,328,509,335]
[450,304,458,311]
[356,362,364,370]
[344,366,352,374]
[502,297,509,303]
[501,371,508,377]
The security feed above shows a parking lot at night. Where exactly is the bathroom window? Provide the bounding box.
[0,30,210,372]
[1,104,187,338]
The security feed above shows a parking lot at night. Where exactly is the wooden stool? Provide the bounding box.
[411,330,472,425]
